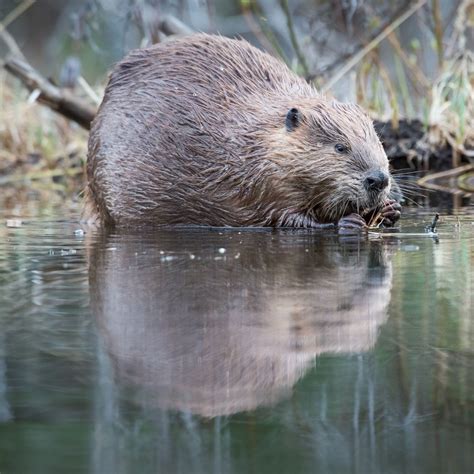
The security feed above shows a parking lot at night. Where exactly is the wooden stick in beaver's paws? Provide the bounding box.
[338,213,368,233]
[364,199,401,229]
[379,199,402,227]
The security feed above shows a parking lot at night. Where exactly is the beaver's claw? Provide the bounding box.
[380,199,401,227]
[338,213,368,233]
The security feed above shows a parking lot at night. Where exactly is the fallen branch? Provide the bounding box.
[1,11,194,130]
[1,4,96,130]
[4,57,96,130]
[417,164,474,194]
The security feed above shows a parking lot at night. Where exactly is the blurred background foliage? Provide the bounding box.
[0,0,473,202]
[1,1,472,115]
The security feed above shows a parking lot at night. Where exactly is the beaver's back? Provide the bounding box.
[105,34,310,110]
[85,34,316,226]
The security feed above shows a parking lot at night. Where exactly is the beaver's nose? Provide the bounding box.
[364,170,389,192]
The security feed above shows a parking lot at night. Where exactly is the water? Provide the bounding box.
[0,207,473,474]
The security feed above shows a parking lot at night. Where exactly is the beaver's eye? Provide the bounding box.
[285,108,300,131]
[334,143,348,153]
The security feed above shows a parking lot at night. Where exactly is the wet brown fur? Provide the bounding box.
[85,34,391,227]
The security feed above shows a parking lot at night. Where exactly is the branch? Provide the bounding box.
[279,0,309,76]
[0,26,25,60]
[4,57,96,130]
[1,1,96,129]
[159,14,194,36]
[0,0,37,60]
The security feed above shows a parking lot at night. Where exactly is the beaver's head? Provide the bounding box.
[266,99,391,223]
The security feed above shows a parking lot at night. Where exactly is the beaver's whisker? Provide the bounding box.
[395,184,425,195]
[341,200,349,219]
[398,195,423,207]
[391,169,423,176]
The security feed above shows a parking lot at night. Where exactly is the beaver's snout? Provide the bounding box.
[364,170,389,192]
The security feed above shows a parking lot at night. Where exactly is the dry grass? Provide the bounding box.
[428,51,474,165]
[427,0,474,164]
[0,71,88,193]
[353,0,474,170]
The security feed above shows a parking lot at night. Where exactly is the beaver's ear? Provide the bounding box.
[285,108,300,131]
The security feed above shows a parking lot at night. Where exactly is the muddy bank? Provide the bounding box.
[375,119,471,172]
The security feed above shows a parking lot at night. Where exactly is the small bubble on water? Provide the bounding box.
[402,244,420,252]
[6,219,22,228]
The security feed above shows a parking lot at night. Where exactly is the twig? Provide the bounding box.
[309,1,423,80]
[367,211,383,229]
[417,163,474,196]
[386,30,430,90]
[240,0,286,60]
[279,0,308,75]
[0,26,25,61]
[368,231,438,238]
[431,0,444,69]
[0,0,37,61]
[159,14,194,36]
[370,52,400,128]
[0,0,96,129]
[78,76,101,105]
[394,55,415,117]
[0,0,36,30]
[422,164,474,179]
[322,0,428,92]
[4,57,96,129]
[428,213,439,233]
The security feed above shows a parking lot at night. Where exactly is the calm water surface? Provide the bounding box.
[0,207,473,474]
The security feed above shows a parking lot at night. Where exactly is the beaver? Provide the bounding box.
[85,34,401,229]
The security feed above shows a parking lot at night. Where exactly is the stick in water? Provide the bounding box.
[428,213,439,233]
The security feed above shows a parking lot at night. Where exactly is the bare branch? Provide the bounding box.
[159,14,194,36]
[4,57,96,130]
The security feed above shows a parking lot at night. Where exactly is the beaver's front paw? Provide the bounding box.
[380,199,401,227]
[338,213,368,233]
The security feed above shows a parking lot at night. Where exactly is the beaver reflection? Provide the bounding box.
[89,230,393,417]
